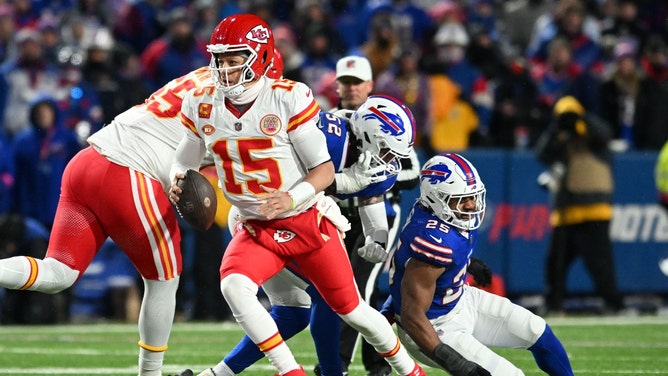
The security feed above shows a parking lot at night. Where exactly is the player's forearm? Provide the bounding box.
[358,200,389,246]
[401,310,442,354]
[302,161,335,193]
[170,131,205,180]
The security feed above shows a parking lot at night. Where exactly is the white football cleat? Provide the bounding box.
[197,369,216,376]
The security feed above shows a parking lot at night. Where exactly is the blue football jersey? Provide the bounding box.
[388,203,477,319]
[317,111,397,199]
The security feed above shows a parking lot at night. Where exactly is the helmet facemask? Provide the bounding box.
[428,190,486,230]
[363,142,403,178]
[208,46,258,98]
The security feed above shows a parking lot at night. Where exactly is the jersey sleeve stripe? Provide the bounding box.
[287,99,320,132]
[411,236,453,263]
[180,112,201,138]
[410,242,453,263]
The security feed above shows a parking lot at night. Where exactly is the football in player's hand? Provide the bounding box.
[175,169,217,231]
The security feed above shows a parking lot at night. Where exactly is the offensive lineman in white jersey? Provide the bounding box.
[169,13,426,376]
[0,65,213,375]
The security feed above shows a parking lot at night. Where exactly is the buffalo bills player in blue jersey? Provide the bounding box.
[384,153,575,376]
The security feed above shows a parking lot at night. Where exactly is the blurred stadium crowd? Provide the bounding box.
[0,0,667,323]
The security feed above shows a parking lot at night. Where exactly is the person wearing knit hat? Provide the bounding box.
[535,95,628,316]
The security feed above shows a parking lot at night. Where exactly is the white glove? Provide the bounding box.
[357,236,388,263]
[333,109,355,120]
[335,151,388,194]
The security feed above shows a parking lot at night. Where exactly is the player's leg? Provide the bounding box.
[219,229,303,375]
[414,289,523,375]
[544,225,577,313]
[0,148,102,293]
[212,271,311,375]
[308,285,345,376]
[338,229,375,368]
[360,204,401,376]
[296,219,423,376]
[100,162,182,376]
[577,221,624,311]
[467,286,574,375]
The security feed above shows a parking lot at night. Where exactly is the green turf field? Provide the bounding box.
[1,315,667,375]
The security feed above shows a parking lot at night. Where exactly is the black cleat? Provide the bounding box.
[170,369,194,376]
[367,364,392,376]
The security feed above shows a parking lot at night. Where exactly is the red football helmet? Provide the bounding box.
[266,46,284,79]
[207,14,275,96]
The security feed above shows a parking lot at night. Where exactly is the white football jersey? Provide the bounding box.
[180,76,327,219]
[88,67,212,192]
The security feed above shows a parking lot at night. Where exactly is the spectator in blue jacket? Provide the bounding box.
[0,128,13,215]
[10,96,81,228]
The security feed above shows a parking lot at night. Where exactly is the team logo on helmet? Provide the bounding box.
[421,163,452,184]
[363,107,405,136]
[198,103,212,119]
[260,114,281,136]
[246,25,270,44]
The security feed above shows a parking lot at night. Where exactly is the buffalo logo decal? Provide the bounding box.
[364,106,405,137]
[421,163,452,184]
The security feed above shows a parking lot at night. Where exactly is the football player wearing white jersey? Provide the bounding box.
[0,64,214,375]
[175,97,474,376]
[384,153,575,376]
[169,14,425,376]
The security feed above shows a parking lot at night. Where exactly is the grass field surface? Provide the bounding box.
[1,315,667,375]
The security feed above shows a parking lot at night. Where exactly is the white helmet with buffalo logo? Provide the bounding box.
[349,94,416,176]
[419,153,486,230]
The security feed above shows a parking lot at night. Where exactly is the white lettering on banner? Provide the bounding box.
[611,204,668,242]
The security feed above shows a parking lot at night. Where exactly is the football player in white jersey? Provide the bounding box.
[385,153,574,375]
[0,63,216,374]
[169,13,425,376]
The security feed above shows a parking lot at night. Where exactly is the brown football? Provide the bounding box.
[175,169,218,231]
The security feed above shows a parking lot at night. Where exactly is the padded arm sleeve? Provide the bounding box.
[291,121,332,170]
[358,200,389,246]
[169,130,206,181]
